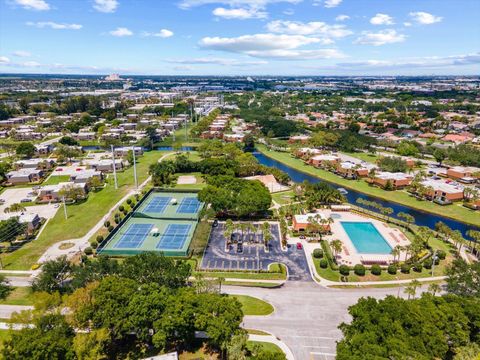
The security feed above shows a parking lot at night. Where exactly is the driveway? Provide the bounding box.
[224,281,428,360]
[200,222,311,281]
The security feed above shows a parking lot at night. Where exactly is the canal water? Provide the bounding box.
[254,151,479,238]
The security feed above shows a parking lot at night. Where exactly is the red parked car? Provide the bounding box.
[296,242,303,250]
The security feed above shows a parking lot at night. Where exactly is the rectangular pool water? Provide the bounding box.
[340,221,392,254]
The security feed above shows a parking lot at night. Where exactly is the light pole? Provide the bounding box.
[62,195,68,220]
[431,250,437,276]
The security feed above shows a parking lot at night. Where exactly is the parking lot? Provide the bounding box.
[200,222,312,281]
[0,187,59,220]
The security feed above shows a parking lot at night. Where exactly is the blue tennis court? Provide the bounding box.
[115,223,153,249]
[157,224,192,250]
[144,196,171,214]
[177,197,201,214]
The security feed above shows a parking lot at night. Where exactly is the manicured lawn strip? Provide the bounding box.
[223,281,280,288]
[231,295,274,316]
[2,151,168,270]
[196,271,286,280]
[246,329,270,335]
[0,287,34,306]
[246,341,284,359]
[42,175,71,185]
[257,145,480,226]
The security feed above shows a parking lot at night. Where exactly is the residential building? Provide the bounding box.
[292,213,331,233]
[37,182,88,203]
[309,154,340,168]
[447,166,480,183]
[372,172,413,189]
[6,168,44,184]
[420,179,465,203]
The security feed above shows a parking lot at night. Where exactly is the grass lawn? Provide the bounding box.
[0,287,34,306]
[312,237,454,284]
[344,151,380,163]
[42,175,71,185]
[257,145,480,227]
[231,295,274,316]
[223,281,280,288]
[271,190,294,205]
[246,341,284,359]
[2,151,169,270]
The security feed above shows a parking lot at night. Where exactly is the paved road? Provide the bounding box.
[224,281,427,360]
[201,223,311,281]
[0,305,33,319]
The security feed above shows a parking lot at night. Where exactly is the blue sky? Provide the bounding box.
[0,0,479,75]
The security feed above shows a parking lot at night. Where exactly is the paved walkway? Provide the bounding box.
[0,305,32,319]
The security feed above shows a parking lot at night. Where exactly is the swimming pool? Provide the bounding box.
[340,221,392,254]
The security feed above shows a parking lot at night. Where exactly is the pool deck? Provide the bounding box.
[322,210,410,265]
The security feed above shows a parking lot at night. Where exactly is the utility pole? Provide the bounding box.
[133,147,138,189]
[62,195,68,219]
[111,145,118,190]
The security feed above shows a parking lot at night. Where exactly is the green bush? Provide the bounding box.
[108,225,114,232]
[387,264,397,275]
[313,249,324,259]
[104,221,110,228]
[96,235,104,243]
[319,259,328,268]
[339,265,350,276]
[413,263,423,272]
[354,264,365,276]
[119,205,124,212]
[84,247,93,255]
[423,259,433,269]
[434,257,440,265]
[437,250,446,260]
[401,263,411,274]
[371,264,382,276]
[90,241,98,249]
[126,199,132,205]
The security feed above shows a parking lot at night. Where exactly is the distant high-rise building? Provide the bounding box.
[105,73,121,81]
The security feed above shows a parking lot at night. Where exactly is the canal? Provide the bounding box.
[254,151,479,238]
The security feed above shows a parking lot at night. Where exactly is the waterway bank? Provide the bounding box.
[254,145,479,236]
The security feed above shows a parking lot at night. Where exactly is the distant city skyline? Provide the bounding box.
[0,0,479,76]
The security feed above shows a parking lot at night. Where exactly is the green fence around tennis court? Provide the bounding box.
[97,188,203,257]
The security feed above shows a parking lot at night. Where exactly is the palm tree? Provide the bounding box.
[330,239,343,258]
[4,203,27,213]
[428,283,441,296]
[404,279,421,300]
[391,245,401,263]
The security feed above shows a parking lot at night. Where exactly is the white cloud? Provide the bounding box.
[93,0,118,13]
[403,22,412,27]
[370,13,394,26]
[0,56,10,64]
[109,27,133,37]
[335,14,349,21]
[179,0,300,9]
[266,20,352,43]
[283,8,294,15]
[355,29,406,46]
[26,21,83,30]
[199,33,345,59]
[12,50,31,57]
[337,52,480,69]
[173,65,194,71]
[213,7,267,19]
[324,0,342,8]
[167,57,268,66]
[21,61,41,67]
[409,11,442,25]
[13,0,50,11]
[144,29,174,38]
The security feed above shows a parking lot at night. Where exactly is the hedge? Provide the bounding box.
[371,264,382,276]
[354,264,365,276]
